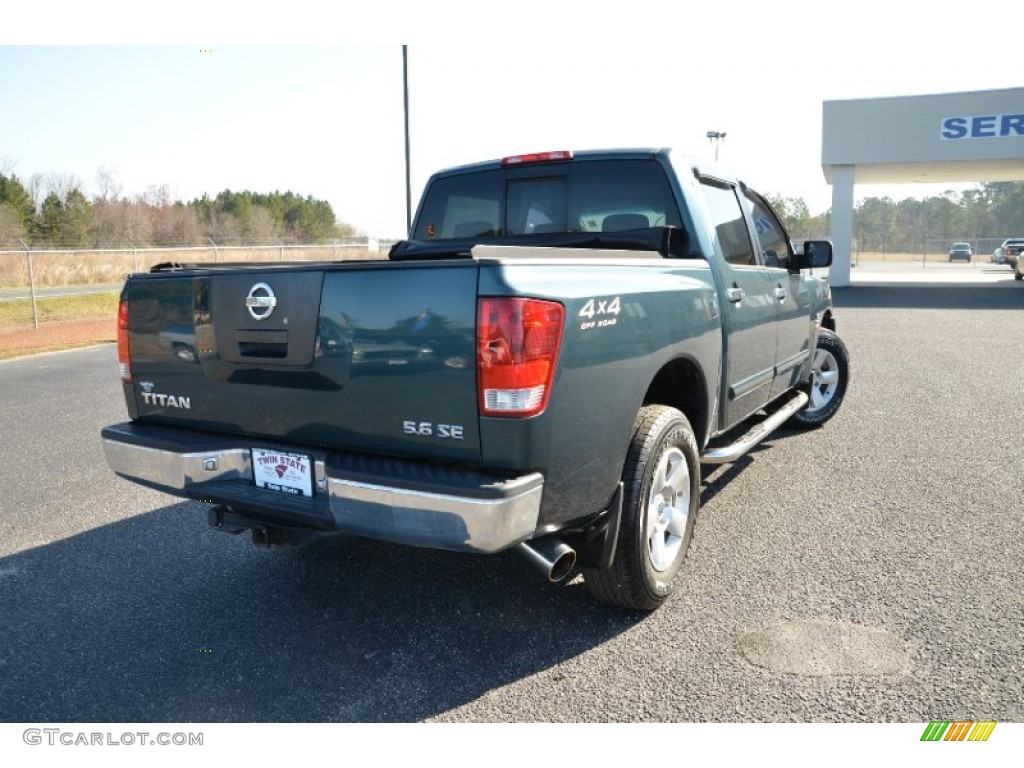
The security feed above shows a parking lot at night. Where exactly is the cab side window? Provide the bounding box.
[742,190,793,268]
[698,181,757,267]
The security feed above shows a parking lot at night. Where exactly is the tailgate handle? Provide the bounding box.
[237,329,288,358]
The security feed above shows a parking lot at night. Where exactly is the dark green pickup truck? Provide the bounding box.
[102,148,848,610]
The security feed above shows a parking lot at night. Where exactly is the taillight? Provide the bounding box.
[501,150,573,166]
[117,299,131,382]
[477,298,564,417]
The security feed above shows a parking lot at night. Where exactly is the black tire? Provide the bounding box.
[1015,272,1023,281]
[583,405,700,611]
[789,328,849,428]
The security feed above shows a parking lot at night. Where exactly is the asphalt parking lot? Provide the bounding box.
[0,264,1021,723]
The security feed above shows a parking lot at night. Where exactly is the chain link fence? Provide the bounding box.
[0,238,398,333]
[0,238,395,289]
[842,233,1022,266]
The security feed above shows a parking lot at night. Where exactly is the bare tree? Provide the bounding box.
[248,206,281,243]
[126,195,155,245]
[95,166,123,202]
[46,171,85,201]
[144,184,173,208]
[27,173,47,208]
[91,199,132,248]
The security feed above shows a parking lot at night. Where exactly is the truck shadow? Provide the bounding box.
[832,282,1024,310]
[699,455,754,506]
[0,501,643,722]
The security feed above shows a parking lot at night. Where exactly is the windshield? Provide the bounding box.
[412,160,682,240]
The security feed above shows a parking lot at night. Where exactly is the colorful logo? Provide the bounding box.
[921,721,997,742]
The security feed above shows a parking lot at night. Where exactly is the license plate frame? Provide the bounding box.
[251,448,314,497]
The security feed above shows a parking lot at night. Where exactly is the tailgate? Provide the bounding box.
[124,262,481,463]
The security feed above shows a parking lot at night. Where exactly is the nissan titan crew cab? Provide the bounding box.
[102,148,849,610]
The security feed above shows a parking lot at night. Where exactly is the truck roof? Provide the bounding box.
[430,147,673,176]
[428,147,741,188]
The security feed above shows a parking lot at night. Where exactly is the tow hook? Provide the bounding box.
[207,505,246,535]
[251,527,271,548]
[250,526,292,548]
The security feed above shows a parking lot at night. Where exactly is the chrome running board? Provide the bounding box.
[701,392,809,465]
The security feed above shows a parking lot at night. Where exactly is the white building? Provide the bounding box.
[822,87,1024,285]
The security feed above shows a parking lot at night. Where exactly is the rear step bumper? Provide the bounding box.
[101,422,543,554]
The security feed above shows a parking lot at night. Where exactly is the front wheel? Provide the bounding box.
[583,405,700,611]
[789,328,850,428]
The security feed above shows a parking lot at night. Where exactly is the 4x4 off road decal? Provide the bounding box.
[578,296,621,331]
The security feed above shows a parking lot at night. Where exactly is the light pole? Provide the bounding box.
[706,131,726,162]
[403,46,412,238]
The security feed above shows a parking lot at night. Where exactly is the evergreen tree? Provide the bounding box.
[0,173,35,230]
[61,188,93,247]
[36,192,64,246]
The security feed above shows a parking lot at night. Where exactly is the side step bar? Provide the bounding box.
[700,392,809,465]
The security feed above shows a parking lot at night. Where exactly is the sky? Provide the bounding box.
[2,2,1020,239]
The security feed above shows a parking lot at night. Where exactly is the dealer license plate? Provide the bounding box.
[251,448,314,497]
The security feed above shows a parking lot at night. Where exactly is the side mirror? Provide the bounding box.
[790,240,832,271]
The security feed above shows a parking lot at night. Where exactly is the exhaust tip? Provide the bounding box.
[518,538,577,583]
[548,549,577,583]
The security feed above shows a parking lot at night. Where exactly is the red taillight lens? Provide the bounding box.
[477,298,564,417]
[117,299,131,382]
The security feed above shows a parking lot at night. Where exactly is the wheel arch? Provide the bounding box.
[642,357,709,449]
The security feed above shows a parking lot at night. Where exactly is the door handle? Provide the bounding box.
[774,285,786,301]
[727,286,745,303]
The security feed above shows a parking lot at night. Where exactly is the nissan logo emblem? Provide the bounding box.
[245,282,277,321]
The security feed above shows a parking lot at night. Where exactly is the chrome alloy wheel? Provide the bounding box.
[807,347,841,415]
[646,447,691,572]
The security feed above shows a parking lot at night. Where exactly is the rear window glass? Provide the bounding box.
[412,160,681,239]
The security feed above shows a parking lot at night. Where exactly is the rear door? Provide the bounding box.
[696,178,778,427]
[740,188,813,398]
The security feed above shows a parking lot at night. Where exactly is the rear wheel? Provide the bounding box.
[583,405,700,611]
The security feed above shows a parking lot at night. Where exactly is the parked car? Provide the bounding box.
[991,247,1006,264]
[948,242,972,262]
[997,238,1024,271]
[157,324,199,363]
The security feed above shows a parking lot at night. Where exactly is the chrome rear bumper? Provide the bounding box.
[101,422,543,554]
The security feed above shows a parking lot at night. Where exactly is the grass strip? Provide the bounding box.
[0,291,120,328]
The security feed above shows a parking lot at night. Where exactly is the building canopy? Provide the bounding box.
[821,87,1024,285]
